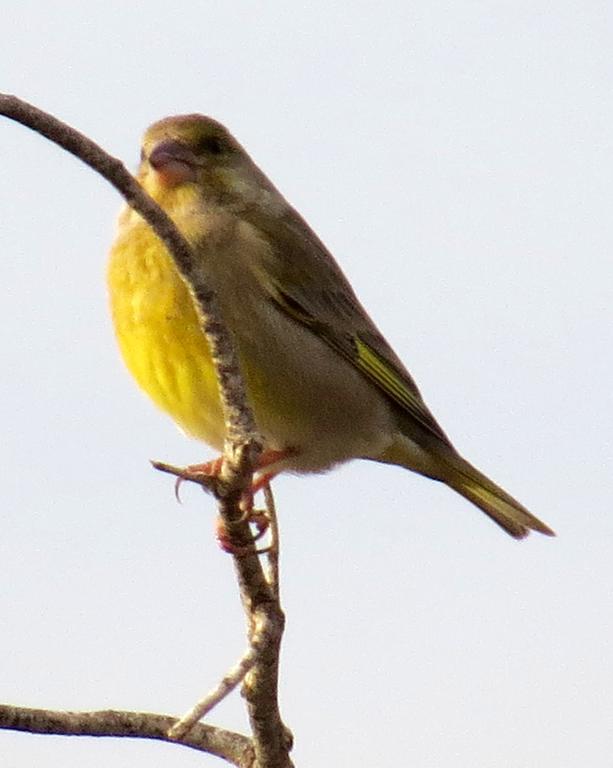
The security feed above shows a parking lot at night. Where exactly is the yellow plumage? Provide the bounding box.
[108,193,225,449]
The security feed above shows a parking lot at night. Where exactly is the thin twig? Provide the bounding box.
[169,647,258,741]
[169,613,270,740]
[263,484,281,598]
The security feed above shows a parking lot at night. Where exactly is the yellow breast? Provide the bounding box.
[107,210,225,449]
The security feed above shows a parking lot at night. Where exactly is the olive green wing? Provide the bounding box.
[244,205,451,445]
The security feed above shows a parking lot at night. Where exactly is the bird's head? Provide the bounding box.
[139,114,279,213]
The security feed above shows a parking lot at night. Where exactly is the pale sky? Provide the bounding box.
[1,2,611,766]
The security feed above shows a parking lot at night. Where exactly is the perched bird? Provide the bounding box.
[108,114,554,539]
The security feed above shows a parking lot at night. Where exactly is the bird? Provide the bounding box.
[107,113,554,540]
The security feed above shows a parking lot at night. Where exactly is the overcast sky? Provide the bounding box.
[1,2,611,766]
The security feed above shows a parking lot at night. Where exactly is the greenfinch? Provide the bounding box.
[108,114,553,539]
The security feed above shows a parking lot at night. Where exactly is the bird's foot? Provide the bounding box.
[170,448,291,499]
[215,504,271,555]
[172,456,225,501]
[151,451,291,554]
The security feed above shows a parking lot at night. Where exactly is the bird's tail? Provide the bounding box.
[440,453,555,539]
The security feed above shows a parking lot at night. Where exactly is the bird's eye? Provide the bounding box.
[198,136,225,155]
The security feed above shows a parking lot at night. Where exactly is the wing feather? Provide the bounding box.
[243,206,450,444]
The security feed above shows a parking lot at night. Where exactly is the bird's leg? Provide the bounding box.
[218,450,293,552]
[216,490,272,555]
[176,448,293,554]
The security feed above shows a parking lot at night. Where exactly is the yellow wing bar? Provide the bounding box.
[354,336,447,440]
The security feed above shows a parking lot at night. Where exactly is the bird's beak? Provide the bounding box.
[147,139,197,186]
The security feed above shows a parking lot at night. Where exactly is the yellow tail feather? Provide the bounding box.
[442,456,555,539]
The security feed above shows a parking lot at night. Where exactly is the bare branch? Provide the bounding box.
[0,95,293,767]
[242,604,291,768]
[170,631,261,740]
[0,704,254,766]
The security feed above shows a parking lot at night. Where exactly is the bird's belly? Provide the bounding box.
[108,224,396,473]
[108,233,225,449]
[228,301,396,474]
